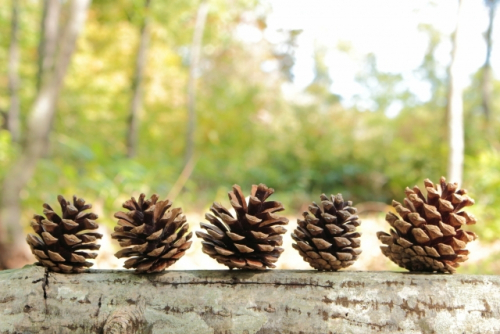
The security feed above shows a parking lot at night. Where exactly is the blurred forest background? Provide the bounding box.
[0,0,499,273]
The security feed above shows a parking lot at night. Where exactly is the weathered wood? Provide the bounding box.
[1,265,499,333]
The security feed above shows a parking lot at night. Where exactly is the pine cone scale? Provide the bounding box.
[214,246,234,256]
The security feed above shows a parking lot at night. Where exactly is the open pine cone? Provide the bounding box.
[292,193,362,270]
[26,195,102,273]
[377,177,477,273]
[196,184,288,270]
[112,194,192,273]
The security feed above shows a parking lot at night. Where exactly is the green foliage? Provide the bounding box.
[0,130,16,180]
[0,0,499,273]
[466,149,500,242]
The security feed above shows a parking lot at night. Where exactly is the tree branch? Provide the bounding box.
[1,266,499,333]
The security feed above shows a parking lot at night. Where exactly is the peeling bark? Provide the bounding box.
[1,266,499,333]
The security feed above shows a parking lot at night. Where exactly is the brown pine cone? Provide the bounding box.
[112,194,192,273]
[196,184,289,270]
[377,177,478,273]
[292,193,362,270]
[26,195,102,273]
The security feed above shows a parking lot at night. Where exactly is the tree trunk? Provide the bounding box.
[481,0,496,121]
[167,154,197,202]
[1,266,499,333]
[7,0,21,143]
[447,0,466,186]
[0,0,91,269]
[37,0,63,157]
[126,0,151,159]
[184,1,209,166]
[36,0,61,93]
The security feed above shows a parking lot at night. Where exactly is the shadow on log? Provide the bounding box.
[0,265,499,333]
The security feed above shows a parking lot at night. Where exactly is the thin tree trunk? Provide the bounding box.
[0,0,91,269]
[7,0,21,143]
[167,154,197,202]
[447,0,466,186]
[36,0,60,92]
[37,0,62,158]
[184,0,209,166]
[481,0,496,121]
[126,0,151,158]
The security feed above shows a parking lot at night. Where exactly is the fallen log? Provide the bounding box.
[0,265,499,333]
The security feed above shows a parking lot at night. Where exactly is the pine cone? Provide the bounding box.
[111,194,192,273]
[26,195,102,273]
[196,184,289,270]
[291,194,362,270]
[377,177,478,273]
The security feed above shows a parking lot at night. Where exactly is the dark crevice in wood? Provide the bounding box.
[42,267,49,314]
[95,295,102,318]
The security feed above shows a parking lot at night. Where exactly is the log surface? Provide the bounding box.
[0,265,499,333]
